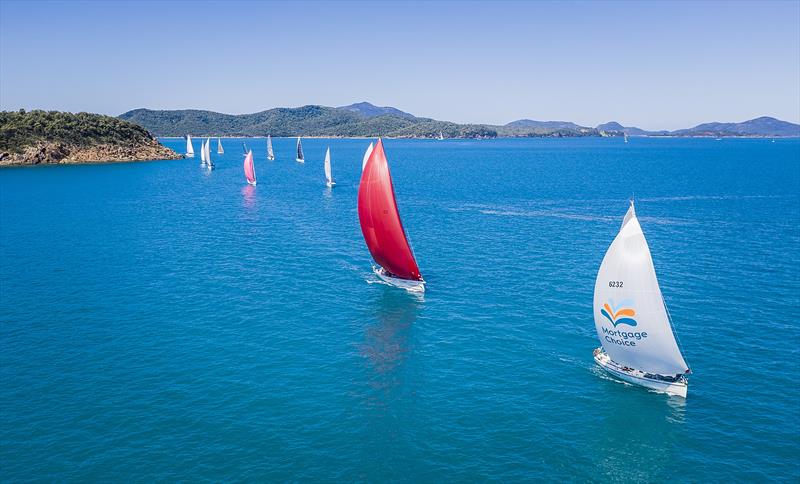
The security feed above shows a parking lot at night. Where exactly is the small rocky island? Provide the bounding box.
[0,110,182,167]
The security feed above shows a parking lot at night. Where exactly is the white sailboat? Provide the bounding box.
[186,135,195,157]
[217,137,224,154]
[361,142,374,171]
[296,137,305,163]
[437,131,444,140]
[199,138,206,165]
[204,138,214,170]
[624,133,629,143]
[324,147,335,187]
[593,201,691,397]
[267,135,275,160]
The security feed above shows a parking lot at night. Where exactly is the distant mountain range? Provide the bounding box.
[118,102,799,138]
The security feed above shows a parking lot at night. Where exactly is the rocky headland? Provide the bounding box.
[0,110,182,167]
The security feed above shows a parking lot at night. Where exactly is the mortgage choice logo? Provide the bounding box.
[600,299,648,347]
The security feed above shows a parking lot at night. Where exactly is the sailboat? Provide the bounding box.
[593,201,691,397]
[186,135,195,157]
[324,147,335,187]
[361,142,374,171]
[624,133,629,143]
[217,137,224,154]
[296,137,305,163]
[243,149,256,185]
[358,139,425,293]
[204,138,214,170]
[267,135,275,160]
[437,131,444,140]
[199,138,206,165]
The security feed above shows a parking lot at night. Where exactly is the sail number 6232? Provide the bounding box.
[608,281,624,288]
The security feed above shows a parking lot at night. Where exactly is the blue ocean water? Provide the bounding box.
[1,137,798,481]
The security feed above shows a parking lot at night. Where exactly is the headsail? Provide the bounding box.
[267,135,274,160]
[243,150,256,185]
[358,139,422,281]
[217,137,224,154]
[296,137,304,163]
[186,135,195,156]
[200,138,206,164]
[361,142,374,171]
[205,138,213,168]
[594,202,689,376]
[324,147,333,185]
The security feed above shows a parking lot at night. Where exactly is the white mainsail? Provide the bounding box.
[267,135,274,160]
[324,147,333,185]
[593,202,688,376]
[296,137,304,163]
[205,138,213,168]
[217,137,224,154]
[186,135,195,157]
[361,142,374,171]
[200,138,206,164]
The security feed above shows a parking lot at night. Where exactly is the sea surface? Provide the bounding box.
[1,137,798,481]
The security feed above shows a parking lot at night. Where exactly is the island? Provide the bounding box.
[0,110,182,167]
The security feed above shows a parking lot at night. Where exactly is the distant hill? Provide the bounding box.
[673,116,799,137]
[595,121,666,136]
[506,119,585,130]
[338,102,416,119]
[118,103,799,139]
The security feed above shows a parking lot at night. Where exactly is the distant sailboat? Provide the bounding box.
[437,131,444,140]
[324,147,335,187]
[267,135,275,160]
[358,139,425,293]
[361,142,374,171]
[217,137,224,154]
[186,135,195,157]
[243,150,256,185]
[624,133,629,143]
[296,137,305,163]
[204,138,214,170]
[593,201,691,397]
[199,138,206,165]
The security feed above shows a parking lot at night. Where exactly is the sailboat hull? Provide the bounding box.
[326,181,336,188]
[594,349,687,398]
[296,159,304,163]
[374,266,425,293]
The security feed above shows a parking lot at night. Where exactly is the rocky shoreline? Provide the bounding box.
[0,138,182,167]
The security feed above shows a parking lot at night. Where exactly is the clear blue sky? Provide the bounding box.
[1,0,798,130]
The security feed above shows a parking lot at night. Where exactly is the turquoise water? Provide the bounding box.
[1,137,798,481]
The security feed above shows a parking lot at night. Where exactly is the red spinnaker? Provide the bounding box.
[358,139,422,281]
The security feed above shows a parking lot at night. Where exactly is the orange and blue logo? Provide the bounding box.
[601,300,637,327]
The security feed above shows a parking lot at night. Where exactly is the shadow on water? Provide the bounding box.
[360,288,423,400]
[588,381,687,481]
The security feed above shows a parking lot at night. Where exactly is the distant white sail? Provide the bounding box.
[205,138,213,168]
[594,202,688,376]
[186,135,195,157]
[217,137,224,154]
[267,135,274,160]
[296,137,304,163]
[200,138,206,164]
[324,147,334,187]
[361,142,374,171]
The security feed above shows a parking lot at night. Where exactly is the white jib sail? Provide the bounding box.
[361,142,374,171]
[200,138,206,163]
[205,138,212,166]
[324,147,332,183]
[186,135,194,156]
[593,202,689,376]
[267,136,274,159]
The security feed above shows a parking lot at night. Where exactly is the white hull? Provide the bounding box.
[296,159,304,163]
[594,349,687,398]
[326,181,336,188]
[268,156,275,161]
[373,266,425,293]
[187,153,194,158]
